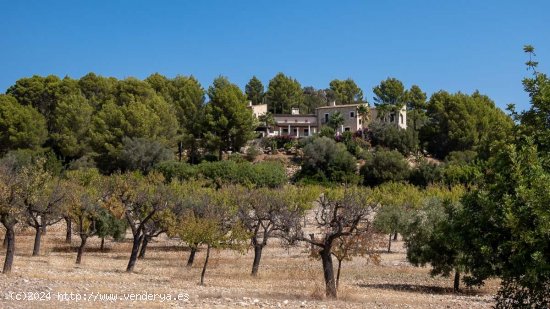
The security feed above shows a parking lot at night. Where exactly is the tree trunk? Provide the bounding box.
[178,142,183,162]
[387,233,392,253]
[187,247,197,267]
[453,270,460,292]
[336,259,342,289]
[320,248,337,298]
[138,236,150,259]
[126,234,143,272]
[32,226,42,256]
[200,244,211,286]
[64,217,72,244]
[100,237,105,251]
[2,225,15,273]
[251,244,264,276]
[76,235,87,264]
[2,232,7,248]
[393,231,398,241]
[41,221,47,236]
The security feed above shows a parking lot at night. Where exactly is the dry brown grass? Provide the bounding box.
[0,224,498,308]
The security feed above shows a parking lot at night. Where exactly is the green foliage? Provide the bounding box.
[373,183,422,241]
[265,73,303,114]
[89,79,178,172]
[361,148,410,186]
[119,137,173,174]
[50,93,93,159]
[302,86,328,114]
[408,159,443,187]
[329,79,364,104]
[154,160,198,182]
[402,191,466,282]
[327,112,345,130]
[203,77,256,158]
[420,91,513,159]
[0,95,47,153]
[154,160,286,188]
[373,78,407,120]
[368,121,417,155]
[245,76,265,104]
[298,137,359,184]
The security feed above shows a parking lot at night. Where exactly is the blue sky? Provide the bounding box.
[1,0,548,111]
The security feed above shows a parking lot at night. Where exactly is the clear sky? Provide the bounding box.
[1,0,549,111]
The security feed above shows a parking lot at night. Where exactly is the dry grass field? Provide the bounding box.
[0,223,498,309]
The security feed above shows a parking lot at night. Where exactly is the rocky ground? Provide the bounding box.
[0,224,498,309]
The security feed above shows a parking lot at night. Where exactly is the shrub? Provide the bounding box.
[368,121,417,155]
[298,136,359,184]
[361,148,410,186]
[408,159,443,187]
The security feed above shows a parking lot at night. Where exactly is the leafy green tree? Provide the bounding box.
[361,148,410,186]
[459,48,550,307]
[420,91,512,159]
[95,207,127,250]
[90,78,178,172]
[329,79,364,104]
[328,112,345,130]
[245,76,265,105]
[368,121,417,155]
[50,93,93,159]
[0,95,47,153]
[513,45,550,167]
[265,73,303,114]
[373,182,422,252]
[6,75,62,126]
[168,76,205,163]
[78,73,116,108]
[298,137,358,184]
[373,77,406,119]
[403,186,467,292]
[203,77,256,159]
[405,85,427,152]
[302,87,328,114]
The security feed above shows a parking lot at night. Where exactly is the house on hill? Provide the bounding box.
[248,101,406,137]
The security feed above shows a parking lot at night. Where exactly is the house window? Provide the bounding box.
[400,114,404,124]
[324,113,329,123]
[282,128,288,134]
[344,127,351,132]
[350,111,355,118]
[390,114,395,123]
[359,119,362,125]
[293,128,298,134]
[304,129,309,136]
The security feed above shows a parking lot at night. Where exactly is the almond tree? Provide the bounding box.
[0,158,25,273]
[237,186,318,276]
[176,186,249,285]
[65,168,104,264]
[297,186,378,298]
[18,159,67,256]
[104,172,172,272]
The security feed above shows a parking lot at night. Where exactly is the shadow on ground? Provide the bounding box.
[358,283,484,296]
